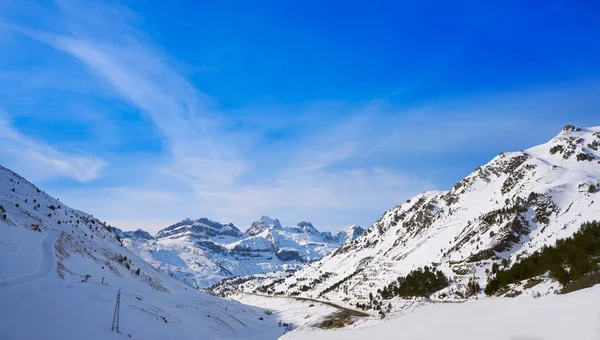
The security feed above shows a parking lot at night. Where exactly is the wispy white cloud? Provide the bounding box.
[46,3,247,190]
[0,113,106,182]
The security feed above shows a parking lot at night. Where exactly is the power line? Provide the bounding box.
[112,288,121,333]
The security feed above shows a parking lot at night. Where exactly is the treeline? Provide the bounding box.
[319,269,363,297]
[485,220,600,295]
[378,266,449,299]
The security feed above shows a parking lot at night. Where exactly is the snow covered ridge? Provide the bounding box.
[154,217,244,239]
[241,125,600,302]
[0,165,289,339]
[114,215,365,288]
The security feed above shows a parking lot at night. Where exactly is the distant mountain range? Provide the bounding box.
[112,216,365,288]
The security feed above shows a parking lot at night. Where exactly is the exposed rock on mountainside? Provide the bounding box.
[155,218,244,239]
[112,228,154,240]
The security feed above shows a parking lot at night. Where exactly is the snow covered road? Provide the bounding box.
[0,230,60,290]
[231,292,370,332]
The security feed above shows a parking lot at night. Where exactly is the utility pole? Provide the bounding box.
[473,271,478,300]
[112,289,121,332]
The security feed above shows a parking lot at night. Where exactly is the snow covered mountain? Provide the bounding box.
[247,216,283,236]
[155,217,245,239]
[0,165,291,339]
[239,125,600,301]
[330,224,365,244]
[116,216,365,288]
[112,227,153,240]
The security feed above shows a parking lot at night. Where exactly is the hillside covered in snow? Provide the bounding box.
[113,216,364,288]
[227,125,600,304]
[0,165,296,339]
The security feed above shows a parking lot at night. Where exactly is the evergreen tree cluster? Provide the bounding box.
[356,298,391,312]
[485,221,600,295]
[319,269,363,297]
[377,266,449,299]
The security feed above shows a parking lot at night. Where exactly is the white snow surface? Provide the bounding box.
[283,285,600,340]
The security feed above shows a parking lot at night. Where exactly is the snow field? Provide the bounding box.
[283,285,600,340]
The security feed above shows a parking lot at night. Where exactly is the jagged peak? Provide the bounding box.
[246,215,282,236]
[259,215,281,226]
[526,125,600,163]
[294,221,319,234]
[561,124,584,132]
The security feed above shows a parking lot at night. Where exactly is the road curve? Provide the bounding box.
[0,230,60,290]
[240,291,370,318]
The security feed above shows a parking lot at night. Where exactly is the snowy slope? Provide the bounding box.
[243,125,600,301]
[283,285,600,340]
[0,165,290,339]
[117,216,365,288]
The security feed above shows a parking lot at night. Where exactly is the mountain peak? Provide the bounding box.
[333,224,365,244]
[526,124,600,163]
[561,124,583,132]
[294,221,320,234]
[246,216,282,236]
[112,227,154,240]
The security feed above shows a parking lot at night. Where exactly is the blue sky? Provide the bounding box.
[1,0,599,233]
